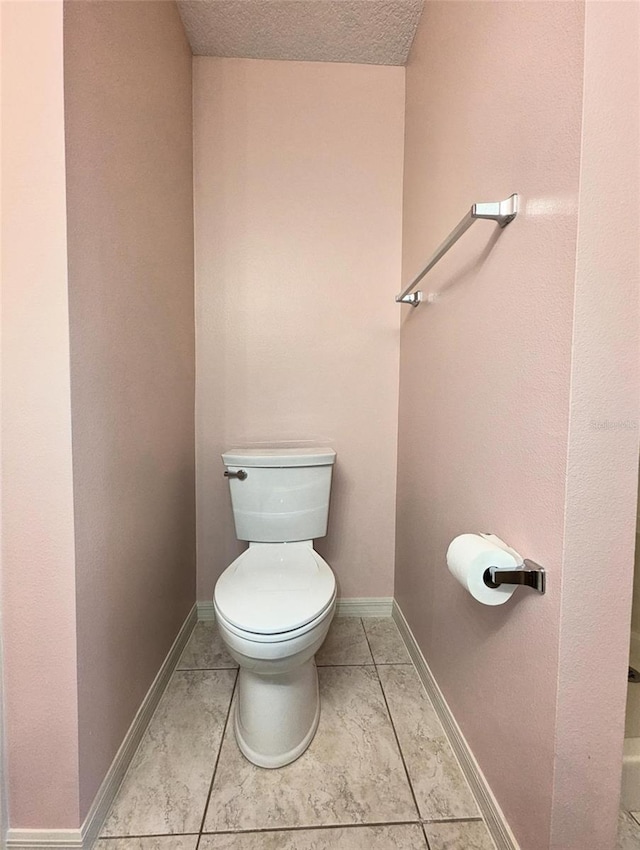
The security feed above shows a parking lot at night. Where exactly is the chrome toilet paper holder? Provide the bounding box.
[483,560,546,594]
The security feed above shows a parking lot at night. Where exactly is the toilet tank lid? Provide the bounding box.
[222,447,336,468]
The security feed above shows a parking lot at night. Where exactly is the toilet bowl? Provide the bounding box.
[214,447,337,768]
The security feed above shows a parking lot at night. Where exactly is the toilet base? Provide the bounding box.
[234,658,320,768]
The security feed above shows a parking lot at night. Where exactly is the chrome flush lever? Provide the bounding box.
[224,469,247,481]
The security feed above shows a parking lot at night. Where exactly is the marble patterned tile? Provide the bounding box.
[177,621,237,670]
[618,810,640,849]
[316,617,374,666]
[377,665,479,820]
[424,821,495,850]
[200,824,427,849]
[363,618,411,664]
[203,666,417,831]
[95,839,198,850]
[101,670,236,836]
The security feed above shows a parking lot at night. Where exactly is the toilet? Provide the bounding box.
[214,446,337,769]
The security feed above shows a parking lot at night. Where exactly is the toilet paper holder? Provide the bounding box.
[483,560,546,594]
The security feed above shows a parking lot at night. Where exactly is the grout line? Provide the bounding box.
[360,617,376,666]
[421,822,432,849]
[360,616,377,666]
[98,835,200,841]
[178,662,413,673]
[196,669,239,848]
[361,620,423,826]
[177,664,414,671]
[98,817,484,842]
[374,672,422,824]
[200,819,423,836]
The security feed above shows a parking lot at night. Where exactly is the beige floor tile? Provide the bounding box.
[177,621,237,669]
[363,618,411,664]
[424,821,495,850]
[203,666,417,832]
[316,617,374,666]
[200,824,427,849]
[377,665,479,820]
[618,811,640,849]
[95,839,198,850]
[101,670,236,836]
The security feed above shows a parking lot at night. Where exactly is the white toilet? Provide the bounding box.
[214,446,337,769]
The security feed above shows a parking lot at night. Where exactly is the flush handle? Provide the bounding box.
[224,469,247,481]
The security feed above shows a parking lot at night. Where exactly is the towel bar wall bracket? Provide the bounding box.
[396,193,519,306]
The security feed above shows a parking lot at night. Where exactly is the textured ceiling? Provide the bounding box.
[177,0,424,66]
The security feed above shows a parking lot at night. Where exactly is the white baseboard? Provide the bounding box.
[335,597,393,617]
[7,604,197,850]
[392,601,519,850]
[5,830,84,849]
[198,597,393,621]
[197,600,216,621]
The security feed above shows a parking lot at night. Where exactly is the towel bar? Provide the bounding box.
[396,194,519,306]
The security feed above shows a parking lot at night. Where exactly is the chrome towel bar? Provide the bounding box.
[395,194,519,306]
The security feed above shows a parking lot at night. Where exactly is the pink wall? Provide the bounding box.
[397,0,577,845]
[1,0,80,828]
[1,6,8,843]
[0,610,5,843]
[193,58,405,600]
[633,483,640,634]
[63,0,196,820]
[396,2,639,848]
[550,2,640,846]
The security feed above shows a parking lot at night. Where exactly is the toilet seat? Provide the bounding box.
[215,592,336,644]
[214,541,336,638]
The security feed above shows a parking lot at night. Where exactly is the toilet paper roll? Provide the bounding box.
[446,533,523,606]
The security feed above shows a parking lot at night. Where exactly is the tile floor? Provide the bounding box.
[618,810,640,849]
[97,616,499,849]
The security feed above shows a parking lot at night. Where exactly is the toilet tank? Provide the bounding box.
[222,447,336,543]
